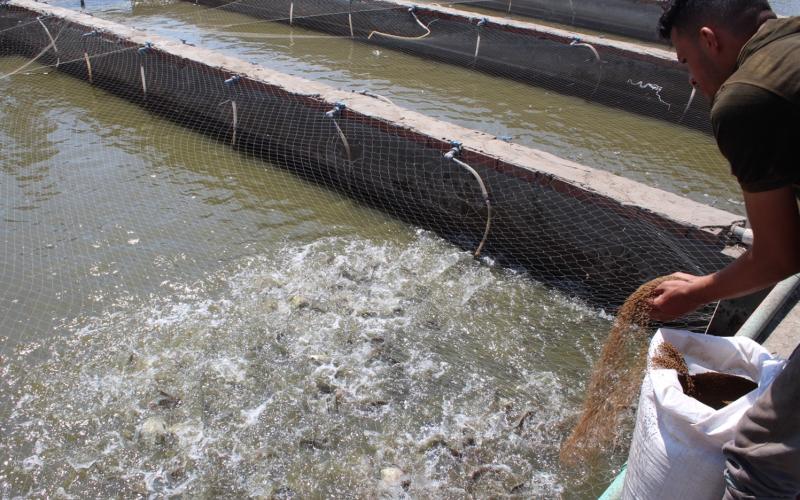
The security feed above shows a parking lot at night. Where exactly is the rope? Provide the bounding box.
[82,30,100,85]
[348,12,354,38]
[221,75,242,145]
[325,103,352,162]
[444,142,492,258]
[346,0,354,38]
[473,18,487,63]
[570,38,600,62]
[231,100,238,145]
[37,17,60,67]
[358,89,395,106]
[452,157,492,257]
[139,64,147,95]
[84,52,93,83]
[679,85,696,123]
[138,42,154,96]
[332,120,352,162]
[368,8,431,41]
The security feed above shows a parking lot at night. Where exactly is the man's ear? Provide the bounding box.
[699,26,721,53]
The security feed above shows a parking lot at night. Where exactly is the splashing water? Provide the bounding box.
[1,233,617,498]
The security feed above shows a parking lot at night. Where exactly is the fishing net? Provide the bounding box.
[0,0,774,496]
[0,1,741,323]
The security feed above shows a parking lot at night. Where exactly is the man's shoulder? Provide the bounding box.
[723,23,800,106]
[711,83,798,193]
[711,83,784,127]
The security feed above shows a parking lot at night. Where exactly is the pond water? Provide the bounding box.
[1,57,620,498]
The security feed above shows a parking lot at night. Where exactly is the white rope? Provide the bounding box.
[332,119,352,162]
[37,17,60,67]
[452,157,492,258]
[140,64,147,95]
[348,12,354,38]
[289,2,293,25]
[231,100,238,145]
[359,90,395,106]
[84,51,93,83]
[368,10,431,41]
[570,40,600,62]
[679,85,696,123]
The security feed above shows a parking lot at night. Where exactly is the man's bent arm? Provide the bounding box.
[651,186,800,321]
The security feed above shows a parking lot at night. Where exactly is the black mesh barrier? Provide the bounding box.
[467,0,665,43]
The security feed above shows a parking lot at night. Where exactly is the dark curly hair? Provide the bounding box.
[658,0,773,40]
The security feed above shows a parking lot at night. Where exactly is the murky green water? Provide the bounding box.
[42,0,747,215]
[0,57,623,497]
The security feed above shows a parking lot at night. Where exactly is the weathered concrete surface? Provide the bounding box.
[185,0,711,133]
[0,0,744,315]
[467,0,665,43]
[763,289,800,359]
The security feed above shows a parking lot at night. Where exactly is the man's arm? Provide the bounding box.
[650,186,800,322]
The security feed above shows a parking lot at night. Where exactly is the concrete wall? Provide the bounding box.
[0,0,743,319]
[468,0,665,43]
[187,0,710,133]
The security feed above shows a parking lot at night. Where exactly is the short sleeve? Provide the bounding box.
[711,83,798,193]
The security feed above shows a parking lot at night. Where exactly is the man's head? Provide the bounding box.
[658,0,775,99]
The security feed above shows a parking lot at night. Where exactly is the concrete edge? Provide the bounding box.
[9,0,743,233]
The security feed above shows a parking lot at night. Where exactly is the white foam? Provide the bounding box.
[241,399,270,426]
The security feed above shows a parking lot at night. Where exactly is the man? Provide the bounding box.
[650,0,800,498]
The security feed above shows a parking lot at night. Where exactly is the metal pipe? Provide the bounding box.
[731,224,753,246]
[735,274,800,343]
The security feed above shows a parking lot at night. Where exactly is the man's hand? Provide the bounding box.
[649,272,705,322]
[650,188,800,323]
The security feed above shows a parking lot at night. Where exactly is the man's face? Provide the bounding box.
[671,27,720,100]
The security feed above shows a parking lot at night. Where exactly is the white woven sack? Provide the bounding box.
[622,328,785,500]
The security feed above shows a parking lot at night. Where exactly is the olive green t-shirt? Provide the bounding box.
[710,17,800,195]
[711,82,799,194]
